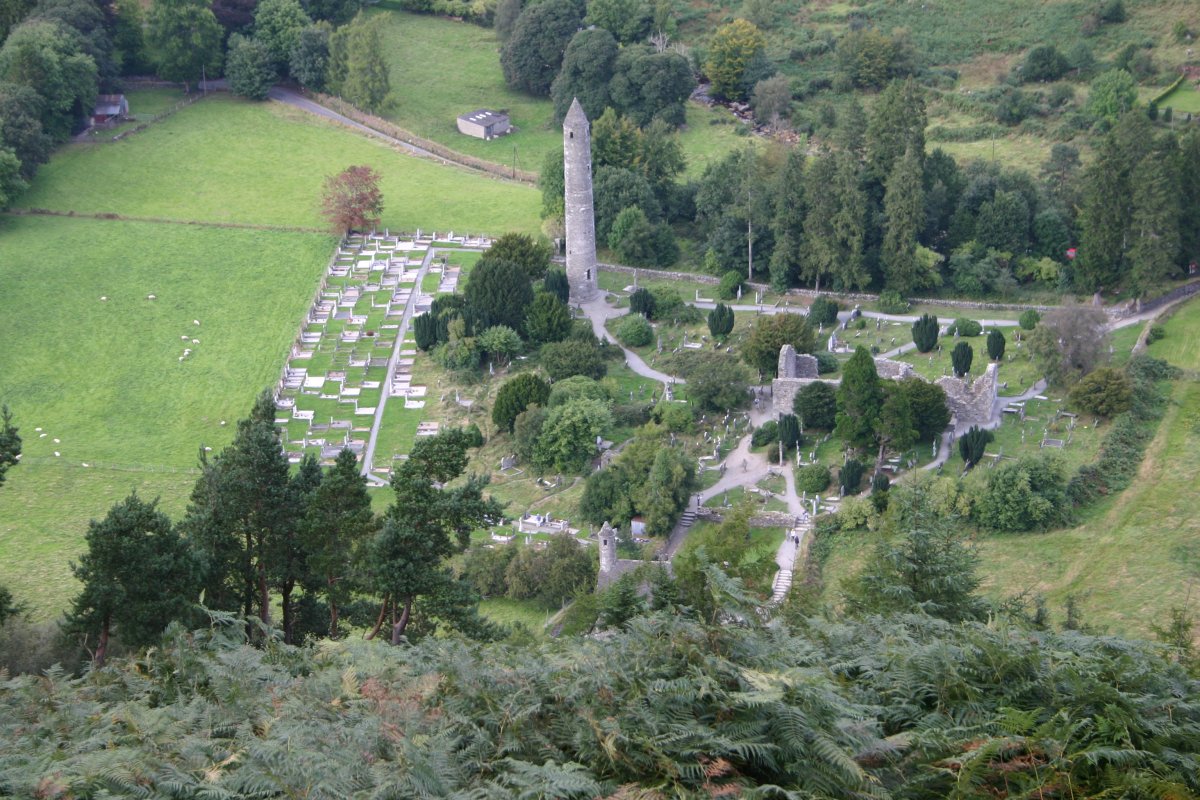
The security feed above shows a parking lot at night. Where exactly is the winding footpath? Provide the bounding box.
[573,284,1179,604]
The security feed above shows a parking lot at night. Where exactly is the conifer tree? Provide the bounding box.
[767,149,806,291]
[987,328,1006,361]
[835,347,883,450]
[951,341,973,377]
[67,493,198,666]
[865,78,926,187]
[366,429,504,643]
[707,303,734,338]
[912,314,938,353]
[881,146,927,292]
[0,404,19,488]
[301,447,376,637]
[1128,134,1182,296]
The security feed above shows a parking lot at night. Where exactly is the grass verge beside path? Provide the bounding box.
[16,95,540,234]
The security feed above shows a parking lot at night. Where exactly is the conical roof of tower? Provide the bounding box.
[564,97,588,126]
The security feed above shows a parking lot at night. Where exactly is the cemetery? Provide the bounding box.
[272,231,488,480]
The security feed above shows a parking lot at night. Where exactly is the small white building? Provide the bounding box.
[456,109,511,140]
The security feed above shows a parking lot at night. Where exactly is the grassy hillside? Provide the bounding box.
[0,94,548,618]
[819,299,1200,639]
[368,6,754,178]
[16,95,540,234]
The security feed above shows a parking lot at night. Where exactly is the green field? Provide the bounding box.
[1157,80,1200,114]
[370,7,752,178]
[16,95,540,234]
[0,216,335,616]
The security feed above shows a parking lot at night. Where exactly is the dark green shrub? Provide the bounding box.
[808,296,840,326]
[839,459,864,494]
[813,351,839,374]
[492,373,551,433]
[951,342,974,377]
[793,381,837,430]
[1019,309,1040,330]
[1147,325,1165,343]
[615,314,653,347]
[543,269,569,304]
[629,288,656,318]
[795,464,831,493]
[912,314,938,353]
[778,414,802,450]
[947,317,982,337]
[707,303,735,338]
[751,421,778,448]
[987,328,1006,361]
[958,425,994,469]
[413,313,438,351]
[1068,367,1133,417]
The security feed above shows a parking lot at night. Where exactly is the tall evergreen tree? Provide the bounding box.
[767,148,806,291]
[835,347,883,450]
[1179,129,1200,269]
[67,493,198,667]
[1127,134,1181,296]
[301,447,376,638]
[1076,112,1152,292]
[366,429,503,643]
[881,146,927,292]
[273,452,320,644]
[865,78,926,188]
[0,404,19,488]
[830,152,869,290]
[183,390,293,632]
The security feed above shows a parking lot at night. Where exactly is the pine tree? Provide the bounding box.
[1127,134,1182,296]
[767,149,806,291]
[542,269,569,304]
[835,347,883,450]
[1178,130,1200,268]
[301,447,377,637]
[341,17,389,111]
[830,152,870,291]
[1076,112,1152,291]
[799,152,839,292]
[67,493,198,666]
[413,313,437,350]
[366,429,504,643]
[882,146,927,292]
[865,78,926,187]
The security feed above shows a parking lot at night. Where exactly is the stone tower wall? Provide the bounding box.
[598,521,616,574]
[563,99,598,302]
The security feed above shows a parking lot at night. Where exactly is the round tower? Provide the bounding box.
[598,520,616,575]
[563,97,598,303]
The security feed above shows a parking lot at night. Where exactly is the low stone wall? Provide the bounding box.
[695,507,799,528]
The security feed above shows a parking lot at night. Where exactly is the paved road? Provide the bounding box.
[359,247,433,485]
[577,294,681,386]
[268,87,439,160]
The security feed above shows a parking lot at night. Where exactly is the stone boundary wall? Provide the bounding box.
[304,91,539,185]
[695,507,799,527]
[595,262,1200,319]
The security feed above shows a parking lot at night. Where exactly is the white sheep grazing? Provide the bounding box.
[194,320,201,326]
